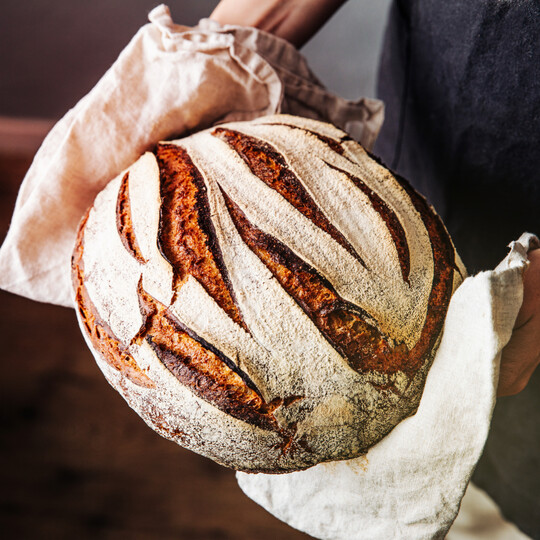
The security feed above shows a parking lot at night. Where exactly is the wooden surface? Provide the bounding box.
[0,153,312,540]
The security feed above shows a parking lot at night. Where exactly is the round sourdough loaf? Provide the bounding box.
[72,114,464,473]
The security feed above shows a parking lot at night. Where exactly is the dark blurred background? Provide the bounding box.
[0,1,390,538]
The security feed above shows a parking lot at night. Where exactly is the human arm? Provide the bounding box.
[498,248,540,396]
[209,0,347,48]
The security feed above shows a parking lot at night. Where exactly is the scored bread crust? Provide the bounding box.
[72,114,464,473]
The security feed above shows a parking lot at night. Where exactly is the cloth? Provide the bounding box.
[0,4,382,308]
[237,233,538,540]
[375,2,540,537]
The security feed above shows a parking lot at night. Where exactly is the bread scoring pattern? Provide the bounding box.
[72,114,463,472]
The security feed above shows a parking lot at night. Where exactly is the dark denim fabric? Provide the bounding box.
[375,1,540,537]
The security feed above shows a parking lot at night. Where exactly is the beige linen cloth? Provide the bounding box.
[0,4,382,307]
[0,5,536,539]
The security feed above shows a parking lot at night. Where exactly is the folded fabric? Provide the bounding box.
[0,4,382,308]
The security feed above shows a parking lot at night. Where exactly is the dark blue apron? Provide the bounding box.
[375,1,540,537]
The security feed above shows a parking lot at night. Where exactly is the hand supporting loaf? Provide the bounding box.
[498,247,540,396]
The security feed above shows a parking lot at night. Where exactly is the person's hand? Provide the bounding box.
[497,248,540,396]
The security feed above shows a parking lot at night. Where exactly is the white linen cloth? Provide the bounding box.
[0,4,383,308]
[237,232,539,539]
[0,5,536,539]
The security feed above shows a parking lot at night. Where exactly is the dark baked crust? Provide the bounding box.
[213,127,366,267]
[214,127,455,378]
[155,143,246,328]
[134,281,282,431]
[72,115,461,472]
[72,210,154,388]
[116,172,147,264]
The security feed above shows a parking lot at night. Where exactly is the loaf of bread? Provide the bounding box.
[72,114,464,473]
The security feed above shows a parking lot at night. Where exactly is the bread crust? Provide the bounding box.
[72,114,464,472]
